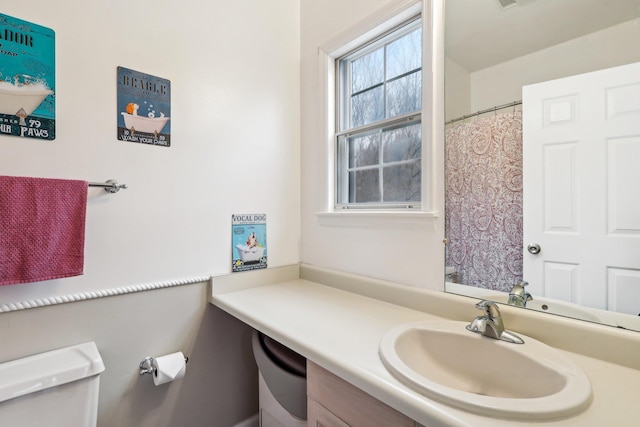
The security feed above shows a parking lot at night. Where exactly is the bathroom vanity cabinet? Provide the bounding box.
[307,361,424,427]
[210,265,640,427]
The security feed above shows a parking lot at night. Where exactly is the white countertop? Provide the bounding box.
[209,264,640,427]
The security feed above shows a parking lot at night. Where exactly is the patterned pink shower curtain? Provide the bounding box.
[445,111,523,292]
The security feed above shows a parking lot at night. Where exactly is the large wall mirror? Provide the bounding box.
[444,0,640,331]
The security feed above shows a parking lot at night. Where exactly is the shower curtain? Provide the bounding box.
[445,110,523,292]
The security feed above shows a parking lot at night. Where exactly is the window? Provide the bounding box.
[336,17,422,209]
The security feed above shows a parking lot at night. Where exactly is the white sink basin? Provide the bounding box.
[379,320,592,420]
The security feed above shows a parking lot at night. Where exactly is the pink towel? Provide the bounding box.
[0,176,88,285]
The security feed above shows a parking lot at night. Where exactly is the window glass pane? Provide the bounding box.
[386,28,422,80]
[351,48,384,93]
[386,71,422,118]
[382,122,421,163]
[336,16,423,208]
[351,86,384,128]
[383,163,421,202]
[349,134,380,168]
[349,170,380,203]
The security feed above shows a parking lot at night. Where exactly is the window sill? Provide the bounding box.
[315,209,438,228]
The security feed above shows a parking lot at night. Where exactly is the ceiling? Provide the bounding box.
[445,0,640,72]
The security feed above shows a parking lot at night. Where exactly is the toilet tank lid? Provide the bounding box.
[0,341,105,404]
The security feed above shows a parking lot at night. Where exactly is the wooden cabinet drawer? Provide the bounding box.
[307,361,423,427]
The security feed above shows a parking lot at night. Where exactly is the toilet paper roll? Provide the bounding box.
[152,351,186,386]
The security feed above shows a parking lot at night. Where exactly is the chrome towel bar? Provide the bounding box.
[88,179,128,193]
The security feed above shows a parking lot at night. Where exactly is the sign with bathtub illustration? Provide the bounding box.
[0,14,55,141]
[117,66,171,147]
[232,214,267,273]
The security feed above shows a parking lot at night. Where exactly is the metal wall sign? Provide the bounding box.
[117,66,171,147]
[232,214,268,273]
[0,14,55,141]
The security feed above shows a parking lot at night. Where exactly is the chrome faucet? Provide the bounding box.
[466,300,524,344]
[507,281,532,307]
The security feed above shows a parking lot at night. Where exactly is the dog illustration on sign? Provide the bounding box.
[120,102,169,136]
[236,232,264,263]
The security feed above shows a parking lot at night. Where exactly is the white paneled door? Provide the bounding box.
[523,62,640,315]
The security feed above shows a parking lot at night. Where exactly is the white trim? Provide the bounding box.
[0,275,211,313]
[317,0,437,220]
[315,210,438,230]
[421,0,435,212]
[317,49,335,213]
[429,0,445,218]
[316,210,437,219]
[319,0,422,57]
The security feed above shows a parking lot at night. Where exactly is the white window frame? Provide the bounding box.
[335,17,423,209]
[316,0,439,220]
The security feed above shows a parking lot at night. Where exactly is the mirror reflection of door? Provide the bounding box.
[444,0,640,326]
[523,62,640,316]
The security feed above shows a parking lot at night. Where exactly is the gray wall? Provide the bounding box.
[0,284,258,427]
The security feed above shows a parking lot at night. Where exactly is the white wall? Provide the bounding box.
[444,57,470,123]
[0,0,300,305]
[469,19,640,113]
[444,19,640,126]
[0,1,299,425]
[299,0,446,289]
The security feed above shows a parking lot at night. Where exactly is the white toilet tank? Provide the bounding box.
[0,341,105,427]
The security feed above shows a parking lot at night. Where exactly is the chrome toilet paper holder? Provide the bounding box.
[139,355,189,375]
